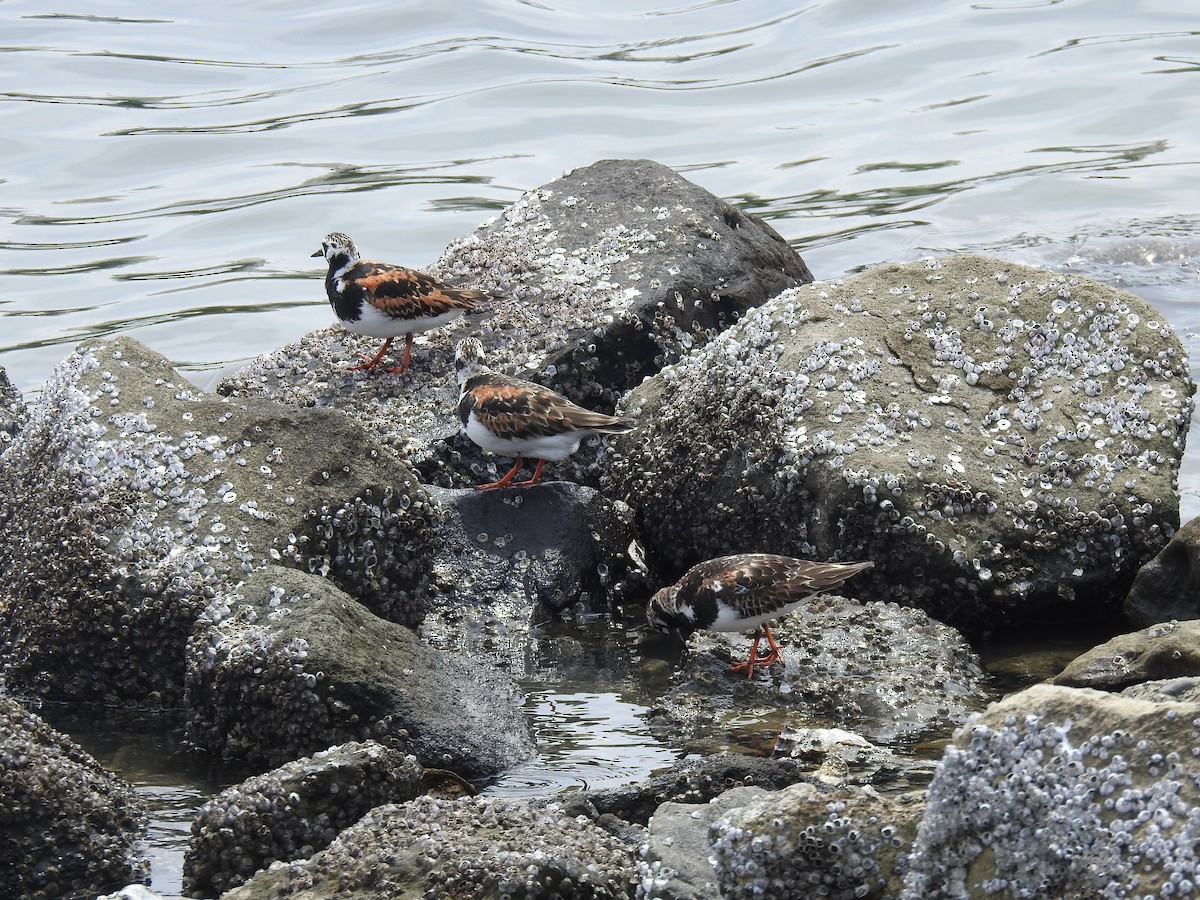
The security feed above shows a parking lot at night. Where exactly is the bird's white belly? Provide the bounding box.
[709,598,808,632]
[342,301,462,339]
[465,412,585,461]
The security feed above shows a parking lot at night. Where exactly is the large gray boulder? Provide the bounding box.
[184,566,536,779]
[902,684,1200,898]
[183,740,463,898]
[1124,514,1200,627]
[419,482,645,670]
[0,697,149,899]
[605,255,1193,632]
[221,795,641,899]
[218,158,812,488]
[0,337,440,705]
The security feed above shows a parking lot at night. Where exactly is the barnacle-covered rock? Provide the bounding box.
[217,159,810,488]
[420,482,646,670]
[607,255,1194,633]
[706,782,925,900]
[183,740,460,897]
[0,365,25,451]
[902,684,1200,898]
[185,565,535,779]
[646,593,989,748]
[221,794,641,899]
[0,336,439,705]
[0,696,149,899]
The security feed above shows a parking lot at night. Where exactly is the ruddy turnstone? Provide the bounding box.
[454,338,636,490]
[312,232,490,375]
[647,554,875,678]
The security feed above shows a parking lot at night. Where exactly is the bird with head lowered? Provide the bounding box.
[647,553,875,678]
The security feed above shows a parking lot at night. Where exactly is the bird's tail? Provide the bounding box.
[593,415,637,434]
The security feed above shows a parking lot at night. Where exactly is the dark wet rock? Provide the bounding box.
[0,365,25,451]
[217,159,810,489]
[183,740,465,898]
[642,786,766,900]
[585,752,811,826]
[603,255,1192,634]
[708,782,926,900]
[646,594,989,749]
[0,336,440,706]
[902,684,1200,898]
[184,565,535,779]
[1053,618,1200,690]
[0,696,149,899]
[221,794,641,900]
[1125,514,1200,627]
[419,482,646,669]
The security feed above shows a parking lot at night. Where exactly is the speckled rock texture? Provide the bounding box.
[642,786,766,900]
[220,795,641,900]
[646,593,989,748]
[1122,676,1200,703]
[902,686,1200,897]
[420,482,646,671]
[1054,619,1200,690]
[604,254,1193,634]
[903,684,1200,898]
[706,782,926,900]
[1125,514,1200,627]
[0,697,149,899]
[217,158,811,489]
[184,566,535,778]
[183,740,453,898]
[0,365,25,450]
[0,336,440,706]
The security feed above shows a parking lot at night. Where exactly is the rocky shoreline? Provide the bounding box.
[3,158,1199,899]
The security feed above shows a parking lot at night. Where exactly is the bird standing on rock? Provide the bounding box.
[454,338,637,490]
[647,554,875,678]
[313,232,491,375]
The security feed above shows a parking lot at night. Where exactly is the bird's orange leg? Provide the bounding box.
[729,628,765,678]
[350,337,394,372]
[384,335,414,375]
[476,458,526,490]
[754,625,784,667]
[729,626,784,678]
[513,459,547,487]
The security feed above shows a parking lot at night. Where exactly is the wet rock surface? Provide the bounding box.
[0,697,149,899]
[902,684,1200,898]
[420,482,646,670]
[0,337,440,705]
[1124,513,1200,626]
[585,752,811,826]
[184,565,535,778]
[183,740,460,898]
[1053,618,1200,690]
[605,254,1192,634]
[221,794,642,900]
[646,594,990,748]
